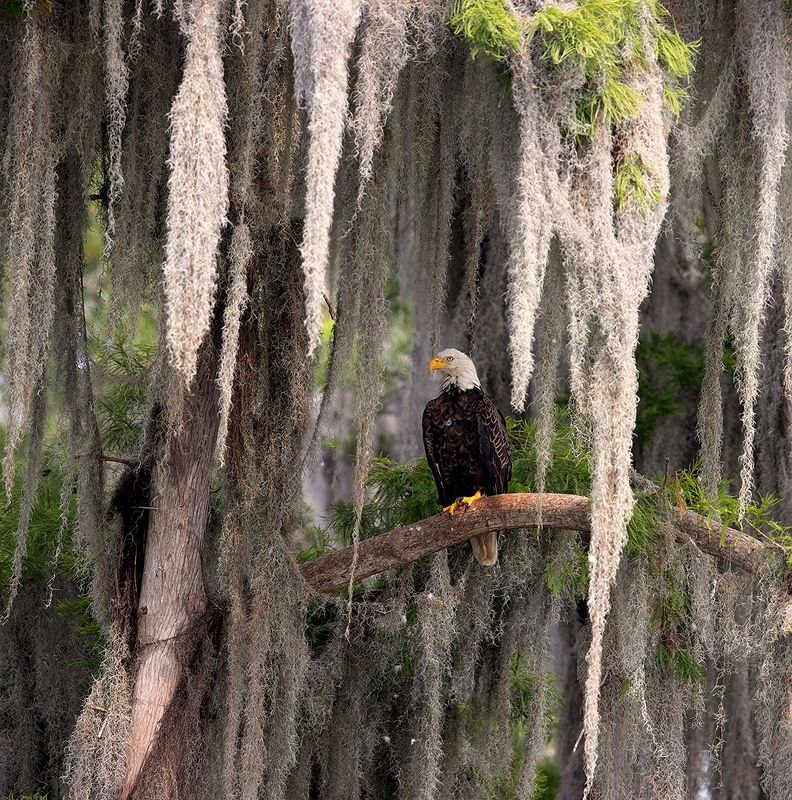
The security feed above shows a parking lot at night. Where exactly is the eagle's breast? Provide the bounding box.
[422,388,489,505]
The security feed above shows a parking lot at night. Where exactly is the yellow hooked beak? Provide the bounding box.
[428,356,447,374]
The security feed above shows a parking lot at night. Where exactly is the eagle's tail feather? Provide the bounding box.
[470,532,498,566]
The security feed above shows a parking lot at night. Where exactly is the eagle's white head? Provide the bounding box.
[428,348,481,392]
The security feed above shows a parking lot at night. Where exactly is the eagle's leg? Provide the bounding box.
[443,490,484,515]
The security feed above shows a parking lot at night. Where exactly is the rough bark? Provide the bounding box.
[121,345,220,799]
[300,493,777,593]
[757,276,792,521]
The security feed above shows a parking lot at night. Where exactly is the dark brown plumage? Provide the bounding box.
[422,384,511,565]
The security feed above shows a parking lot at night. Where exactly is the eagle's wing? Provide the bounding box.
[477,393,511,495]
[422,403,449,506]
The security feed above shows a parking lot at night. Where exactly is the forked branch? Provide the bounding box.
[300,493,777,593]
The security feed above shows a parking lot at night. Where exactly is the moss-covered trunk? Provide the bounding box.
[121,345,220,798]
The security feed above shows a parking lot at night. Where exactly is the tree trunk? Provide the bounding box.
[121,345,220,799]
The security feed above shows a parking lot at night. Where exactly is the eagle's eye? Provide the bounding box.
[446,355,454,362]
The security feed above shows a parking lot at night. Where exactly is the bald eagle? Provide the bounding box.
[422,349,511,566]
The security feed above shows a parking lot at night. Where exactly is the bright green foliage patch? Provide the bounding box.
[531,761,561,800]
[507,413,592,497]
[545,532,589,602]
[91,336,155,455]
[295,524,334,565]
[449,0,523,62]
[651,568,704,683]
[528,1,642,137]
[652,3,696,78]
[0,450,104,676]
[662,82,688,117]
[1,0,51,22]
[0,450,78,589]
[444,0,699,128]
[4,794,49,800]
[511,658,561,729]
[635,331,741,446]
[656,641,705,683]
[626,490,660,557]
[329,457,440,546]
[614,153,662,215]
[527,0,698,138]
[635,331,704,441]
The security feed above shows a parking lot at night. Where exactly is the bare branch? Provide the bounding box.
[322,291,336,321]
[300,493,777,594]
[98,454,140,468]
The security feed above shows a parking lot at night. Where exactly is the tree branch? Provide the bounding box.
[98,454,140,468]
[300,493,778,594]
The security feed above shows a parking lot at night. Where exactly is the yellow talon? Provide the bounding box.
[444,490,484,515]
[462,490,483,507]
